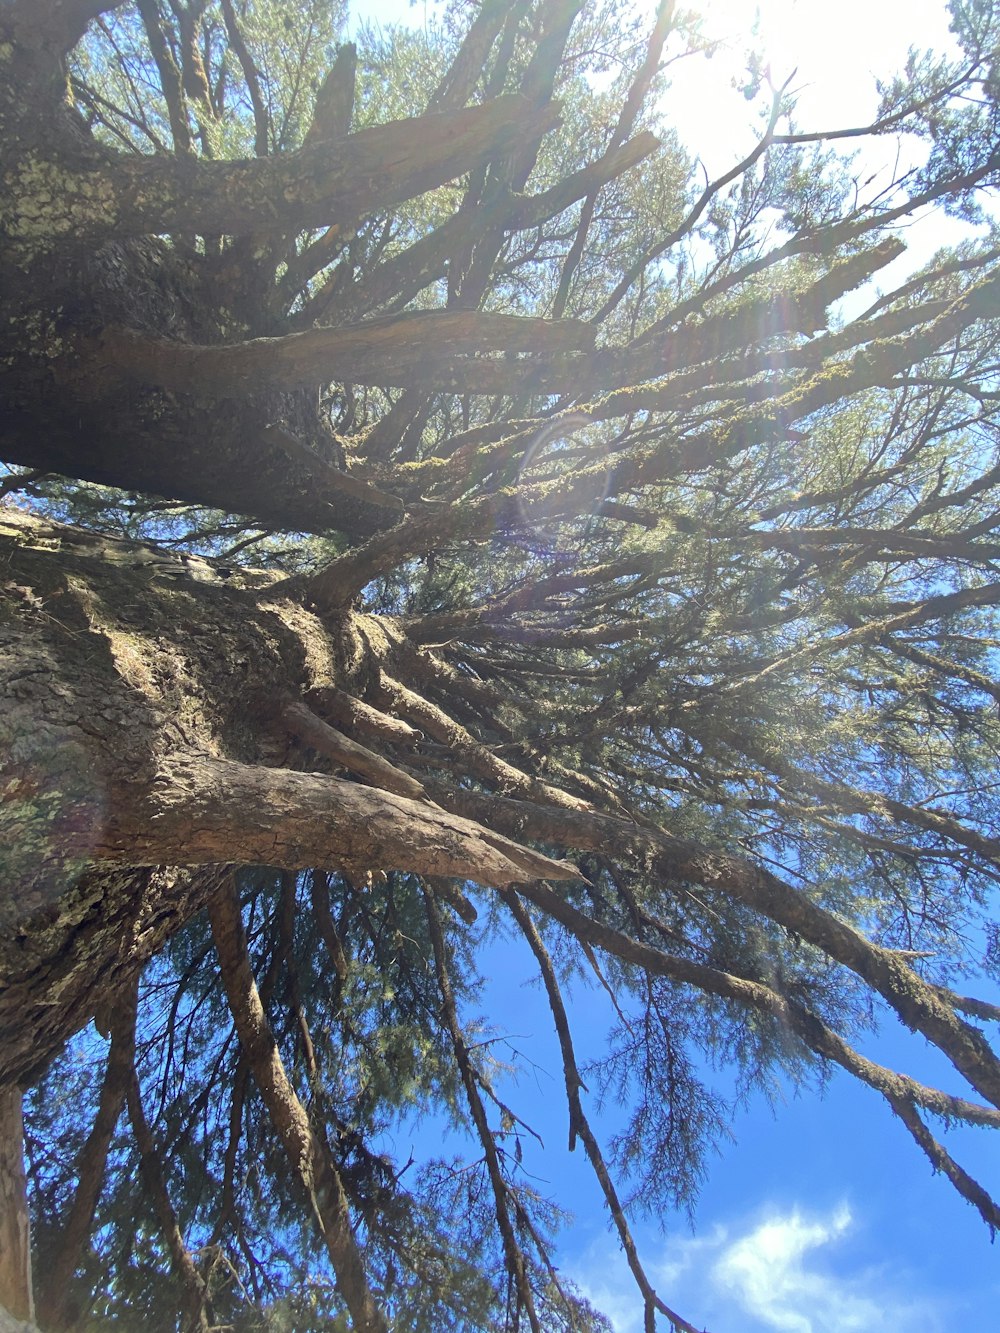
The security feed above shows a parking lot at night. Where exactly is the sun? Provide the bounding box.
[659,0,959,171]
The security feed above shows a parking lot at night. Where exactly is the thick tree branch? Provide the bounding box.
[2,0,128,54]
[100,753,579,889]
[81,310,593,400]
[282,700,427,801]
[0,1090,32,1325]
[4,96,559,250]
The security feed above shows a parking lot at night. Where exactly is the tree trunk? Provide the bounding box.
[0,507,576,1085]
[0,1089,32,1326]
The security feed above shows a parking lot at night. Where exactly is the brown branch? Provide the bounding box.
[324,131,658,326]
[509,878,1000,1129]
[887,1094,1000,1234]
[623,268,1000,489]
[737,524,1000,566]
[428,0,513,111]
[282,699,427,801]
[82,309,593,401]
[38,979,138,1330]
[277,871,320,1081]
[304,685,422,747]
[594,81,787,323]
[206,1053,250,1248]
[136,0,192,156]
[420,781,1000,1113]
[731,582,1000,694]
[125,1053,210,1330]
[551,0,677,320]
[714,722,1000,872]
[99,752,580,889]
[425,874,478,925]
[209,878,387,1333]
[504,890,703,1333]
[430,283,955,468]
[0,1089,33,1325]
[882,635,1000,708]
[219,0,269,156]
[422,888,540,1332]
[310,870,349,986]
[373,668,592,814]
[288,506,498,612]
[4,0,129,54]
[303,43,356,146]
[11,96,560,248]
[258,425,404,517]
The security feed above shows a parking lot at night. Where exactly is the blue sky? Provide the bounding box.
[351,1,999,1327]
[448,925,1000,1333]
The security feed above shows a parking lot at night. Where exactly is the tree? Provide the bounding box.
[2,0,1000,1327]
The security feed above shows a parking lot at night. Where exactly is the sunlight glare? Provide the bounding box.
[664,0,961,169]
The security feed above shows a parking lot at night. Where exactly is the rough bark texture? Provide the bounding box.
[0,508,575,1085]
[0,1090,33,1325]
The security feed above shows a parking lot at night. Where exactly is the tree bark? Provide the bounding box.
[0,508,577,1085]
[0,1089,33,1326]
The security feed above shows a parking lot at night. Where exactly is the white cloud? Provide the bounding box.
[570,1203,947,1333]
[712,1204,882,1333]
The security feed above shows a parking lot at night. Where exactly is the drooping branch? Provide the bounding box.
[422,888,540,1333]
[508,878,1000,1142]
[125,1044,210,1330]
[887,1093,1000,1234]
[208,878,387,1333]
[37,983,138,1331]
[310,872,349,988]
[503,890,701,1333]
[421,781,1000,1112]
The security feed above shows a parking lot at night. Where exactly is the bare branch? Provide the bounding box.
[504,890,703,1333]
[37,981,137,1330]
